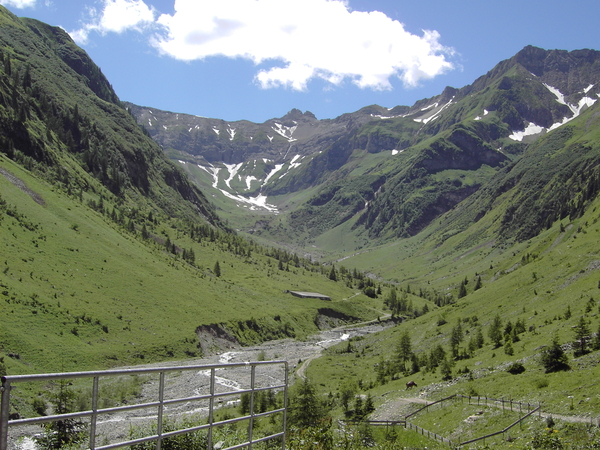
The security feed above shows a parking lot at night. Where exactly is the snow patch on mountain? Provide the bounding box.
[474,110,489,121]
[509,85,597,141]
[265,164,284,183]
[509,123,545,141]
[198,163,278,213]
[288,154,303,171]
[227,126,236,141]
[219,189,278,213]
[197,164,221,189]
[543,83,597,117]
[212,127,220,136]
[371,113,406,120]
[224,163,243,189]
[272,123,297,142]
[245,176,257,190]
[413,97,455,124]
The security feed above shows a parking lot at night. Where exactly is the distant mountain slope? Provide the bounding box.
[131,46,600,248]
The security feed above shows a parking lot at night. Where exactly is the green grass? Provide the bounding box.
[295,191,600,447]
[0,155,380,376]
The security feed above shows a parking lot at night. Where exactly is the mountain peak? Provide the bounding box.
[282,108,317,121]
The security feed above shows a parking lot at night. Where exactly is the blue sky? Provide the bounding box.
[1,0,599,123]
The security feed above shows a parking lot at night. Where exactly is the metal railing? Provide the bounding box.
[1,360,288,450]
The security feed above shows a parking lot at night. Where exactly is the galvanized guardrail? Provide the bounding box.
[0,360,288,450]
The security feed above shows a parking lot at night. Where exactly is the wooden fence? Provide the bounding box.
[402,394,543,448]
[346,394,590,448]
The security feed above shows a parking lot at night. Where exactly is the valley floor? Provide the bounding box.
[8,322,390,449]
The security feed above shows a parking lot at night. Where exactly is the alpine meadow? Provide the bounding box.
[3,3,600,448]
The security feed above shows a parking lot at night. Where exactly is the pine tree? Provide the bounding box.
[34,380,86,449]
[214,260,221,277]
[288,378,326,428]
[328,265,337,281]
[474,276,482,291]
[450,320,464,359]
[488,314,503,348]
[540,335,569,373]
[592,323,600,351]
[395,331,413,374]
[573,316,590,356]
[439,357,452,381]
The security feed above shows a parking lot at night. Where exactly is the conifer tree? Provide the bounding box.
[328,265,337,281]
[573,316,590,356]
[488,314,503,348]
[540,335,569,373]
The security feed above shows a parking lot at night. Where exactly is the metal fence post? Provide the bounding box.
[0,378,11,450]
[249,365,256,450]
[90,375,100,450]
[156,371,165,450]
[208,368,215,450]
[282,361,288,450]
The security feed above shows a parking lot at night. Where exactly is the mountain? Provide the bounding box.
[129,46,600,251]
[0,6,377,375]
[4,7,600,445]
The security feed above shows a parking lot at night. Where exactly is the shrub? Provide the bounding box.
[506,362,525,375]
[533,377,549,389]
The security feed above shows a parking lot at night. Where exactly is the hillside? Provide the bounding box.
[0,5,379,379]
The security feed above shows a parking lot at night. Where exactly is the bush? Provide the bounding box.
[506,362,525,374]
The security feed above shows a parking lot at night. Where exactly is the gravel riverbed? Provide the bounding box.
[8,322,391,449]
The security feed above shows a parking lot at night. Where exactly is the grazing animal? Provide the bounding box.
[406,380,417,390]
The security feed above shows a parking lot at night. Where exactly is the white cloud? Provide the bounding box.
[153,0,454,91]
[0,0,36,7]
[70,0,156,44]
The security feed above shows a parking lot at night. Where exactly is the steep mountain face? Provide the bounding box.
[131,46,600,246]
[0,6,220,226]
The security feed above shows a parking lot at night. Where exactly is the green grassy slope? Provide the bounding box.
[304,197,600,446]
[0,5,381,376]
[0,154,380,374]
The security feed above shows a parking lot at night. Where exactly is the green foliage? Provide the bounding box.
[506,362,525,375]
[288,378,328,429]
[573,316,590,357]
[34,380,87,449]
[488,314,503,348]
[540,335,570,373]
[531,427,564,449]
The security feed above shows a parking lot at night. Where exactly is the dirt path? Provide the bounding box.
[0,167,45,206]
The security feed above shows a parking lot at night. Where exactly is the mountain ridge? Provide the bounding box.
[129,45,599,246]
